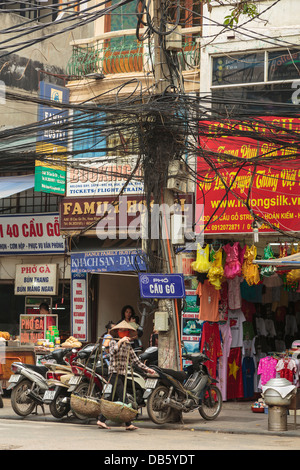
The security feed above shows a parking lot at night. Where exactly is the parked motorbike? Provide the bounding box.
[7,348,73,417]
[143,350,222,424]
[69,344,158,418]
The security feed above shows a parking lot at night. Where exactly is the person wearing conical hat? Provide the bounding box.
[97,321,156,431]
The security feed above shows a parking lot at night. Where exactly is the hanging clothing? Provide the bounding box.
[200,322,222,379]
[223,242,245,280]
[260,245,277,277]
[196,280,221,322]
[227,347,244,399]
[207,248,224,290]
[227,276,243,310]
[257,356,278,386]
[276,358,298,384]
[228,308,246,348]
[218,282,228,322]
[218,321,232,401]
[191,243,211,273]
[242,356,255,398]
[242,245,260,286]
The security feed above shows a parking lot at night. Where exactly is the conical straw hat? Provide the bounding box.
[110,320,137,338]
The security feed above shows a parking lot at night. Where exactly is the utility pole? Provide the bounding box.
[150,0,182,371]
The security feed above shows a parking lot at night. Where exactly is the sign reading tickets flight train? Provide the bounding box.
[138,273,186,299]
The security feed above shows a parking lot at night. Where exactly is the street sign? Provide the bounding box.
[139,273,186,299]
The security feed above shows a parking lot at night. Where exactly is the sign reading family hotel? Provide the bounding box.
[71,250,147,273]
[15,264,58,295]
[0,213,65,254]
[196,116,300,234]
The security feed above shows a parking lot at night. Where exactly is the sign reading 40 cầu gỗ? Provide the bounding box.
[196,116,300,234]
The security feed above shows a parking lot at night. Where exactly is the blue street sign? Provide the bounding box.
[139,273,186,299]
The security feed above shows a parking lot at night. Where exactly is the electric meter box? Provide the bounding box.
[154,311,169,331]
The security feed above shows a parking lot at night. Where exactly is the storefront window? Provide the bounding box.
[268,49,300,82]
[0,281,70,341]
[212,53,265,86]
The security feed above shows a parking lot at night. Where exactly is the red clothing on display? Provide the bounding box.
[227,347,244,399]
[200,322,222,379]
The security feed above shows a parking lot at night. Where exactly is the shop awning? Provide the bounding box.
[0,174,35,199]
[253,252,300,268]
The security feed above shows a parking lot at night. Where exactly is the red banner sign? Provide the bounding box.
[196,116,300,234]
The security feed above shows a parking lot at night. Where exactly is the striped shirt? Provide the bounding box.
[108,339,149,376]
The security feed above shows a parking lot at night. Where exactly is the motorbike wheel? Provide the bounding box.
[146,385,172,425]
[199,385,222,421]
[49,391,71,419]
[11,380,36,417]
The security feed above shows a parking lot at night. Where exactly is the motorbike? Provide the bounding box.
[7,348,73,417]
[143,350,222,424]
[68,343,158,419]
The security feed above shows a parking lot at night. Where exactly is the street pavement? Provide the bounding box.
[1,396,299,438]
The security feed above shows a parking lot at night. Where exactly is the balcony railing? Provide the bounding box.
[67,28,201,77]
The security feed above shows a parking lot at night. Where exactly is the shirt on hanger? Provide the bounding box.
[196,280,221,322]
[257,356,278,386]
[228,309,246,348]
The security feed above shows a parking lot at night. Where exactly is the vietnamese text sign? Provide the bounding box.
[67,156,144,196]
[60,194,194,231]
[196,116,300,234]
[71,273,88,341]
[139,273,186,299]
[15,264,58,295]
[0,213,65,254]
[20,314,58,344]
[35,81,69,194]
[35,143,67,195]
[71,249,147,273]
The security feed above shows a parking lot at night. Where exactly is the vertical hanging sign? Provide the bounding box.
[71,273,88,341]
[35,81,69,194]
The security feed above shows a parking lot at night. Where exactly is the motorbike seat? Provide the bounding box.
[24,364,48,377]
[161,368,187,383]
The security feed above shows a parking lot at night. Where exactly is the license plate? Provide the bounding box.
[68,376,81,385]
[43,390,56,401]
[103,383,112,395]
[145,378,158,388]
[8,374,21,383]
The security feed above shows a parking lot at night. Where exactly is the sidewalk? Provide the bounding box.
[1,397,299,437]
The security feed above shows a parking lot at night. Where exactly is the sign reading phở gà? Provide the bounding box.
[60,194,194,231]
[196,115,300,234]
[15,264,58,295]
[0,213,65,254]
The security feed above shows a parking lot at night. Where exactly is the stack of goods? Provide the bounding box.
[61,336,82,348]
